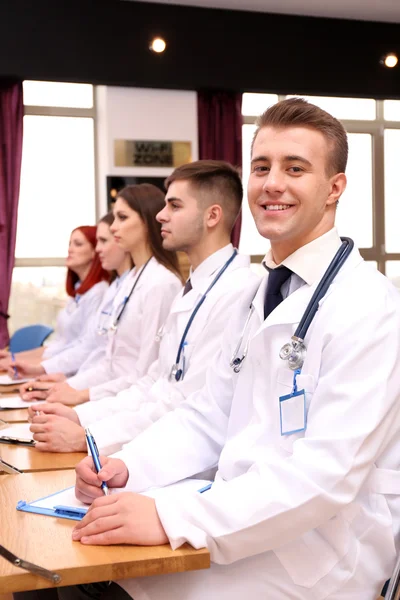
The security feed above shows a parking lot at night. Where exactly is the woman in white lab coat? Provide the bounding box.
[27,183,183,406]
[18,212,133,382]
[43,225,109,358]
[2,225,109,374]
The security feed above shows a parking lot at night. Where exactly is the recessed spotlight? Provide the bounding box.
[382,53,398,68]
[150,38,167,54]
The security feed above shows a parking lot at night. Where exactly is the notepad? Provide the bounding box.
[17,479,213,521]
[0,422,34,445]
[0,395,45,410]
[0,375,29,385]
[17,486,88,520]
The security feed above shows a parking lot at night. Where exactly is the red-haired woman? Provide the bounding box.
[42,225,109,359]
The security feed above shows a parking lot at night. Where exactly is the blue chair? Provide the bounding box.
[9,324,54,353]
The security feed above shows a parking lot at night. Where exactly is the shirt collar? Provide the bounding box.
[190,244,234,289]
[116,269,130,287]
[262,228,342,286]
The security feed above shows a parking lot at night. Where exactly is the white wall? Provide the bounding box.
[96,86,198,214]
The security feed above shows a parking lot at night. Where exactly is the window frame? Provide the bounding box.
[243,95,400,274]
[15,86,98,267]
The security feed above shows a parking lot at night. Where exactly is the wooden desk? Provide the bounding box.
[0,445,86,473]
[0,385,22,395]
[0,470,210,593]
[0,409,28,423]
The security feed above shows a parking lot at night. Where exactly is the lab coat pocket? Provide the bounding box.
[274,514,356,593]
[278,372,316,452]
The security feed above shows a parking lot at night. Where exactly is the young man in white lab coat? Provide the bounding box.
[42,99,400,599]
[26,160,258,454]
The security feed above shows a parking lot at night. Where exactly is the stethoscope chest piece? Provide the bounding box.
[279,338,306,371]
[230,356,244,374]
[170,364,182,381]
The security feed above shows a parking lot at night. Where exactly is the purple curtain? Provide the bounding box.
[197,90,243,247]
[0,80,23,348]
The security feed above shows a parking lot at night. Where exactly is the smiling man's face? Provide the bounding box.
[247,125,346,262]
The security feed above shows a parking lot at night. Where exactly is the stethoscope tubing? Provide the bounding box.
[174,249,238,370]
[111,257,152,330]
[294,237,354,341]
[230,236,354,373]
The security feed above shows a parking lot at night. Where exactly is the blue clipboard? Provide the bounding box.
[16,486,88,521]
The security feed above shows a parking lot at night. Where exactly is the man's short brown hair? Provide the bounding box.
[253,97,348,175]
[165,159,242,234]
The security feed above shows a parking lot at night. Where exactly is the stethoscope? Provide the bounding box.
[230,237,354,373]
[169,249,238,382]
[97,270,130,336]
[109,258,152,333]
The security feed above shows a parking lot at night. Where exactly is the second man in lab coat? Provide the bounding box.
[28,160,258,453]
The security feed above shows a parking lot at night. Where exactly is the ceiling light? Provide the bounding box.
[150,38,167,54]
[382,53,398,68]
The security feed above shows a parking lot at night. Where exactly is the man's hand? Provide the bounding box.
[20,380,55,401]
[47,383,89,405]
[75,456,129,504]
[7,359,45,379]
[27,402,80,424]
[30,414,86,452]
[72,492,168,546]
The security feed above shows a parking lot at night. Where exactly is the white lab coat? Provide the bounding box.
[41,281,108,360]
[41,273,129,377]
[66,258,182,391]
[75,245,259,454]
[114,247,400,600]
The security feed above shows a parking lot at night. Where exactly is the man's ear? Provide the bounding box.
[206,204,223,229]
[326,173,347,207]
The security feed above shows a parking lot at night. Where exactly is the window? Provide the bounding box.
[241,93,400,276]
[10,81,97,334]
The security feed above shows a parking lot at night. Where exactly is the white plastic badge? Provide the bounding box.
[279,369,306,435]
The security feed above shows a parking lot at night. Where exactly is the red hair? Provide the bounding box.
[66,225,109,297]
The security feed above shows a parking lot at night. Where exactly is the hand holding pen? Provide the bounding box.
[85,429,109,496]
[10,353,19,380]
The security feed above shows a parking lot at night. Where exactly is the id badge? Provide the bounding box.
[279,369,306,436]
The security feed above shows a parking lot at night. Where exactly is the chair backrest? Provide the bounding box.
[9,324,54,353]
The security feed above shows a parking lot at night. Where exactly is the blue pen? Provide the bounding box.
[198,483,212,494]
[85,428,109,496]
[10,353,18,380]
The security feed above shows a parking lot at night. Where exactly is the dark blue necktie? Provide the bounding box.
[183,278,192,296]
[264,266,292,319]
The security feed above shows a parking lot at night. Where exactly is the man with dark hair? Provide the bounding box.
[40,99,400,599]
[26,160,258,454]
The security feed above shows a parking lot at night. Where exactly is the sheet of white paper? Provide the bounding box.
[0,375,29,385]
[30,486,87,510]
[0,395,45,409]
[0,423,33,440]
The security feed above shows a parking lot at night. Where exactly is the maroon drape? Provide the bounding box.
[0,80,23,348]
[197,90,243,247]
